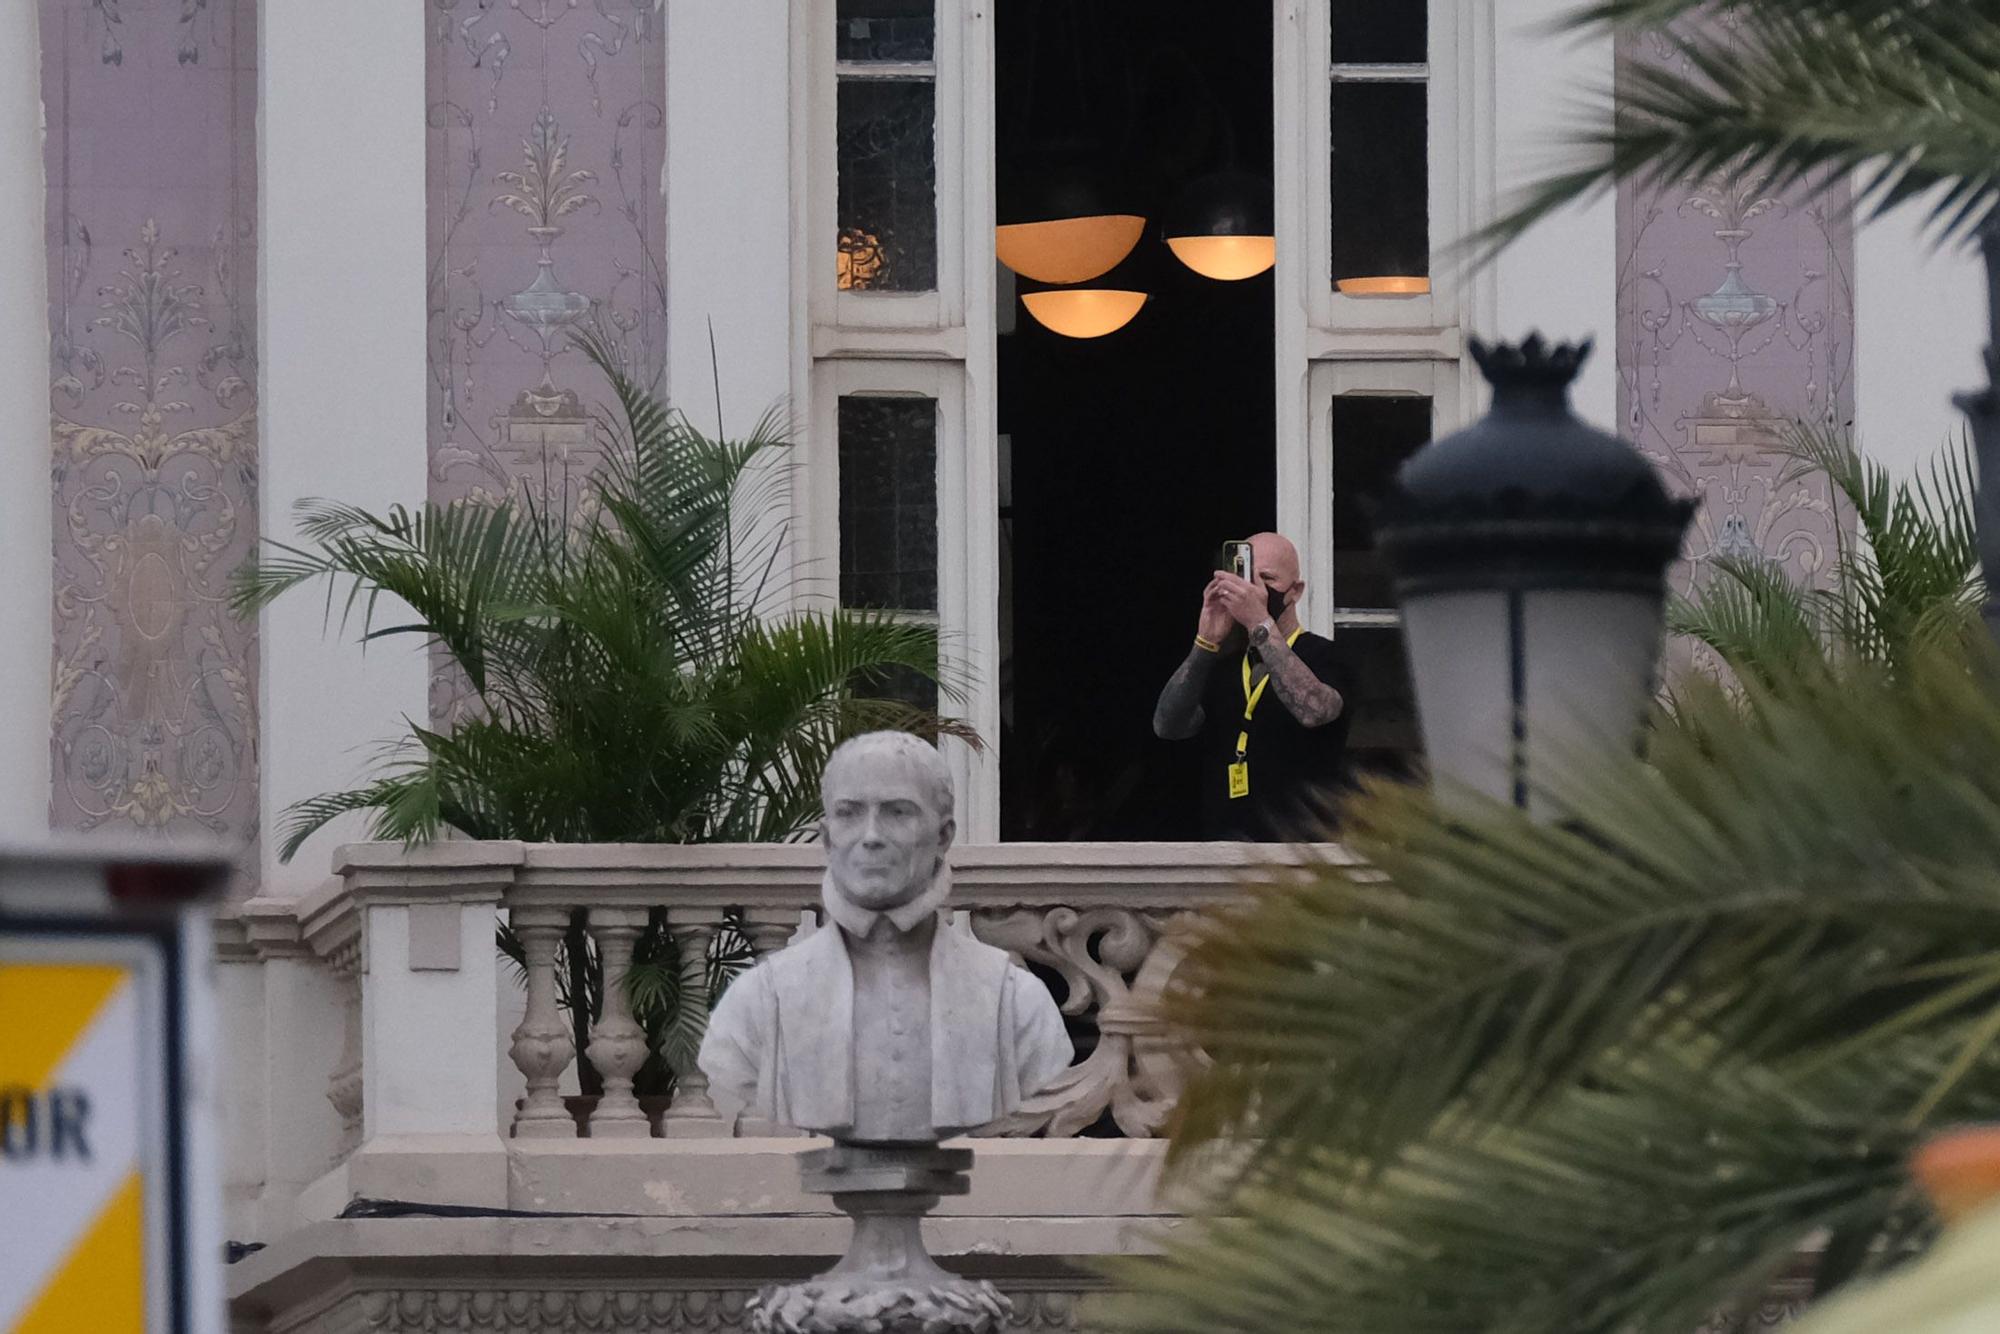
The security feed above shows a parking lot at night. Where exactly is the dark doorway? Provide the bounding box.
[996,2,1275,841]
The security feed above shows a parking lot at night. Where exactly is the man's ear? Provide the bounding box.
[937,815,957,860]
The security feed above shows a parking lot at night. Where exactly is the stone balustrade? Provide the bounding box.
[214,841,1819,1334]
[485,841,1347,1145]
[219,839,1350,1220]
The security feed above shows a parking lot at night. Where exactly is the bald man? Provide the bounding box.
[1152,532,1351,840]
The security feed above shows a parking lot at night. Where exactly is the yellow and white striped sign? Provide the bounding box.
[1,952,161,1333]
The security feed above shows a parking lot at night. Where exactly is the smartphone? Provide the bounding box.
[1223,540,1253,582]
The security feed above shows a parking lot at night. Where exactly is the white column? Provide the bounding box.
[0,4,50,841]
[666,0,796,440]
[1855,197,1988,481]
[259,0,430,893]
[1490,0,1618,427]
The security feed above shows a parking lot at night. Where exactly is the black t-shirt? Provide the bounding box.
[1196,630,1353,841]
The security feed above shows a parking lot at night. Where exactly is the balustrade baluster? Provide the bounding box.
[584,906,652,1138]
[507,905,577,1138]
[659,907,731,1138]
[741,906,801,957]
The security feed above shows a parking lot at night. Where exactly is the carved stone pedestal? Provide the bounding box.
[750,1144,1011,1334]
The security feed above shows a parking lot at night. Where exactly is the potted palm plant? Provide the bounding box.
[232,334,977,1108]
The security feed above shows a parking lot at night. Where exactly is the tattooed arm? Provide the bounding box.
[1153,645,1219,740]
[1252,623,1344,727]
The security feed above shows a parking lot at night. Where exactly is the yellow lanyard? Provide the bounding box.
[1236,627,1305,758]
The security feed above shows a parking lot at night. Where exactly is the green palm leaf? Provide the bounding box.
[237,335,978,1098]
[1473,3,2000,261]
[1107,637,2000,1332]
[1671,425,1981,682]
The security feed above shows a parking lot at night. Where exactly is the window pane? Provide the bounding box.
[840,396,938,611]
[1331,81,1429,285]
[1332,392,1431,783]
[1332,394,1431,610]
[1331,1,1425,64]
[838,0,935,63]
[837,78,938,292]
[850,663,941,716]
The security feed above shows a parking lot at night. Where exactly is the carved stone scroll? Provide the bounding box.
[969,907,1196,1138]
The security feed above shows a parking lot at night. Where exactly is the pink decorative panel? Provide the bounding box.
[43,1,260,838]
[1615,25,1856,660]
[426,1,667,720]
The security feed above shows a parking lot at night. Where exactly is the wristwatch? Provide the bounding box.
[1250,619,1275,647]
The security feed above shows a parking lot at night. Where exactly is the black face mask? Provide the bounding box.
[1267,583,1291,620]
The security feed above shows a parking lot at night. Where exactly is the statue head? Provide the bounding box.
[820,732,957,916]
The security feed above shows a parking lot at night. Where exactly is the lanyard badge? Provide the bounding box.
[1228,628,1303,800]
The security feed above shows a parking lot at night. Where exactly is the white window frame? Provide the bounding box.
[1305,359,1463,634]
[809,362,962,626]
[795,0,1491,836]
[798,0,1000,838]
[809,1,969,334]
[1278,0,1495,632]
[1284,0,1488,340]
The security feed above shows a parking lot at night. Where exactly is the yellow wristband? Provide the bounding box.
[1193,634,1220,653]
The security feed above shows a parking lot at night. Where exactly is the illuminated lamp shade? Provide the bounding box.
[995,156,1145,284]
[1162,170,1275,281]
[1020,288,1148,339]
[1337,275,1432,296]
[1166,235,1277,282]
[996,214,1147,285]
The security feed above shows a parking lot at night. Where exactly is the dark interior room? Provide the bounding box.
[996,1,1277,840]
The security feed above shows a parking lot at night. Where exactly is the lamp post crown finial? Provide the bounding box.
[1470,333,1593,395]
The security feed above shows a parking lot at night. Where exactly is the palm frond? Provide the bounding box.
[1162,652,2000,1180]
[1565,0,1966,32]
[1472,5,2000,261]
[1670,552,1826,682]
[1671,425,1981,684]
[1104,636,2000,1333]
[241,340,976,859]
[245,333,981,1104]
[273,760,447,863]
[1107,1037,1954,1334]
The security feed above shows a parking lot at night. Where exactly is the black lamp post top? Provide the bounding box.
[1376,333,1695,594]
[1471,332,1590,395]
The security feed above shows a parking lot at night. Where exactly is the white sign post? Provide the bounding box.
[0,847,230,1334]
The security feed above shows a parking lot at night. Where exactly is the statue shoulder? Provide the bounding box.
[733,923,844,992]
[934,921,1017,982]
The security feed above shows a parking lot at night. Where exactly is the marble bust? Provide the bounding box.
[699,732,1072,1141]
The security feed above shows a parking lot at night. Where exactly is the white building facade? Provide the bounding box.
[0,2,1983,1328]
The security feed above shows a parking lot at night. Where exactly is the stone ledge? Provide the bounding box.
[226,1215,1170,1328]
[318,838,1353,913]
[505,1138,1176,1219]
